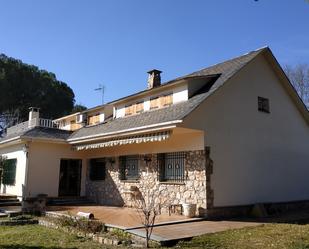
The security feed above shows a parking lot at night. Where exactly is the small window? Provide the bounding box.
[88,114,100,125]
[258,97,270,113]
[161,94,173,107]
[89,159,106,181]
[158,152,185,182]
[119,155,139,180]
[2,159,17,186]
[125,104,134,116]
[150,97,159,109]
[135,101,144,114]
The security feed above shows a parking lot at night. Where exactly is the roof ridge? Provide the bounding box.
[186,46,268,77]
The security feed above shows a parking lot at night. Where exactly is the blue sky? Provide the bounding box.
[0,0,308,108]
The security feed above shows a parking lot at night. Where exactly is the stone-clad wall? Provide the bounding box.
[85,150,207,216]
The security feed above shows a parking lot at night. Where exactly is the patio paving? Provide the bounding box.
[129,220,261,243]
[46,205,198,229]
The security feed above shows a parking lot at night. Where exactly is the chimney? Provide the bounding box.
[147,69,162,89]
[29,107,40,121]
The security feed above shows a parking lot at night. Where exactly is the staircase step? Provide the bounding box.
[47,197,95,206]
[0,201,21,207]
[0,195,17,200]
[0,198,20,203]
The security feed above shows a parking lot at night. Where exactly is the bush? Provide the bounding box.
[54,214,105,234]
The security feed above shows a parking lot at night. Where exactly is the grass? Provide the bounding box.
[0,225,115,249]
[176,223,309,249]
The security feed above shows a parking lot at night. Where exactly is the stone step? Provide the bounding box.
[0,201,21,207]
[0,198,20,203]
[47,197,95,206]
[0,195,17,200]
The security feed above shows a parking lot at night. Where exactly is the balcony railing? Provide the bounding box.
[6,118,59,135]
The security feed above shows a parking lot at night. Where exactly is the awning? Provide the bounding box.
[72,131,172,151]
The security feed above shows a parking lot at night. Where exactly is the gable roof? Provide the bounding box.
[4,46,304,145]
[68,47,266,142]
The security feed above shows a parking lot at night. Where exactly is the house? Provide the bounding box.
[0,47,308,217]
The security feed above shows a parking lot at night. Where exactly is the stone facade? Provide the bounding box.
[85,150,207,216]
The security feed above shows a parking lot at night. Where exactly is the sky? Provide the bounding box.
[0,0,308,108]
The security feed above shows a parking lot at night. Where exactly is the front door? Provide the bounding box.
[58,159,82,197]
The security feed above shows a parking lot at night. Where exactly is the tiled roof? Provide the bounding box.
[69,48,266,141]
[0,127,72,144]
[0,47,266,144]
[68,92,208,140]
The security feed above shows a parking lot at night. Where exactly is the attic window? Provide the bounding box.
[125,104,134,116]
[161,94,173,107]
[258,97,270,113]
[135,101,144,114]
[150,97,159,109]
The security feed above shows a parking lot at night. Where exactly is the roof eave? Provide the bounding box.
[68,120,183,144]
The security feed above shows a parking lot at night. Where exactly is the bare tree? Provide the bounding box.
[132,172,174,248]
[284,64,309,109]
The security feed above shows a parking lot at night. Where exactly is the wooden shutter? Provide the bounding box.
[150,97,159,109]
[2,159,17,186]
[125,105,135,116]
[135,102,144,113]
[88,115,100,125]
[161,94,172,107]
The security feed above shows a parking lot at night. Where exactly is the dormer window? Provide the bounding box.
[88,114,100,125]
[161,93,173,107]
[150,97,159,110]
[125,104,134,116]
[136,101,144,114]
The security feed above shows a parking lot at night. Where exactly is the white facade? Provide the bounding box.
[0,143,27,199]
[183,54,309,207]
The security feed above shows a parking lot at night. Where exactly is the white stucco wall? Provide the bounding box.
[0,143,27,198]
[183,54,309,207]
[26,142,86,197]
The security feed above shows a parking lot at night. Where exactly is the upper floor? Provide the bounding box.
[53,69,218,131]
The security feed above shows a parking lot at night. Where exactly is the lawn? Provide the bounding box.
[1,222,309,249]
[176,222,309,249]
[0,225,114,249]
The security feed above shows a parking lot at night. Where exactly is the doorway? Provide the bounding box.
[58,159,82,197]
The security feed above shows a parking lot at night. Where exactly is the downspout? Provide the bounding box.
[23,141,31,199]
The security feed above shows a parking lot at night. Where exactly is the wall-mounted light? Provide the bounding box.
[22,144,29,153]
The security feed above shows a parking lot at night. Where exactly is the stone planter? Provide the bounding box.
[182,203,196,218]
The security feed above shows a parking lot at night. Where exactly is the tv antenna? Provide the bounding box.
[94,84,105,104]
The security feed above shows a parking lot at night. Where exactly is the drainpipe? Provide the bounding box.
[23,141,31,199]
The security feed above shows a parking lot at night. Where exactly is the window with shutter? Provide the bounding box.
[161,94,173,107]
[135,101,144,113]
[2,159,17,186]
[150,97,159,109]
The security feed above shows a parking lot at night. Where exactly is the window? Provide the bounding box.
[157,152,185,182]
[258,97,270,113]
[150,97,159,109]
[125,104,135,116]
[88,114,100,125]
[161,94,173,107]
[2,159,17,186]
[89,159,106,181]
[119,155,139,180]
[135,101,144,114]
